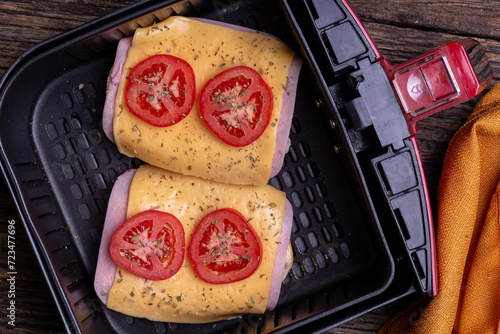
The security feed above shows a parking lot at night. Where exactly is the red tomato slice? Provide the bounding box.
[199,66,273,147]
[188,208,262,284]
[110,210,185,281]
[125,54,196,127]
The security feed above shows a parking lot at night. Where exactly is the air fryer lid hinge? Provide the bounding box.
[279,0,410,151]
[346,58,410,151]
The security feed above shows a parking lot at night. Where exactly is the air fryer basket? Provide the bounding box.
[0,0,421,333]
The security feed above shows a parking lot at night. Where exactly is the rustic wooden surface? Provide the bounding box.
[0,0,499,333]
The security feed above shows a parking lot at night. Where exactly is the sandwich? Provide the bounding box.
[94,164,294,323]
[102,16,302,185]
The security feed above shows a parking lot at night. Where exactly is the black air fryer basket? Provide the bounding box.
[2,0,491,333]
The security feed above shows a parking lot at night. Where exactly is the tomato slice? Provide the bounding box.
[110,210,185,281]
[188,208,262,284]
[125,54,196,127]
[199,66,273,147]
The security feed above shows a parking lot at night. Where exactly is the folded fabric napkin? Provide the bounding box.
[379,83,500,333]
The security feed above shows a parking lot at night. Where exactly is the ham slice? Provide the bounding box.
[102,18,301,179]
[94,168,294,312]
[266,199,293,311]
[94,169,136,301]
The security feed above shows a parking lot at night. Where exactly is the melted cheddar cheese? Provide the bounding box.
[106,165,287,323]
[113,16,296,185]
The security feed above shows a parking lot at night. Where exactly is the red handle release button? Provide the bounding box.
[381,38,492,134]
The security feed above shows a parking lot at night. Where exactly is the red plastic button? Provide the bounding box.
[421,59,455,100]
[392,54,460,117]
[393,65,432,116]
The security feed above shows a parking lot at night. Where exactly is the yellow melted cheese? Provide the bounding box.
[113,16,296,185]
[106,165,287,323]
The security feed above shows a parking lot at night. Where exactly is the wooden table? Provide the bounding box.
[0,0,498,333]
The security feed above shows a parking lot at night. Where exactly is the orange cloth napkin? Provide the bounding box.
[379,83,500,333]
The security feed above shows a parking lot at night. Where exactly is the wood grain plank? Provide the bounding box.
[348,0,500,41]
[327,296,418,333]
[0,0,135,77]
[362,21,500,78]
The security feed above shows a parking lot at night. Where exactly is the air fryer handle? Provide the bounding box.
[280,0,440,297]
[381,38,493,134]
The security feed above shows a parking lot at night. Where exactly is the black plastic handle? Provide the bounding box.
[281,0,437,296]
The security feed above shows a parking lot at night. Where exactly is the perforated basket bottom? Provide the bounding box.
[27,54,392,332]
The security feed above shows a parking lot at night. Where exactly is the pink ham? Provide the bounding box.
[94,168,293,311]
[271,56,301,177]
[266,199,293,311]
[94,168,136,303]
[101,18,301,178]
[102,36,132,144]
